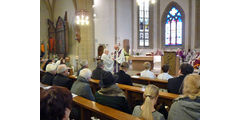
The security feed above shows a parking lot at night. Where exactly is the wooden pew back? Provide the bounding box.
[89,79,179,111]
[131,76,168,89]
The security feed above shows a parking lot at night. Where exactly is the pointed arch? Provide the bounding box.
[161,1,185,49]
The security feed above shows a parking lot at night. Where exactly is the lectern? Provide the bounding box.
[161,51,180,76]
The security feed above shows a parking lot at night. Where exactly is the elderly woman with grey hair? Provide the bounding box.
[71,68,95,101]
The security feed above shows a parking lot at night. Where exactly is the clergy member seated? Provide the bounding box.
[41,86,72,120]
[167,63,194,94]
[132,84,165,120]
[77,59,88,76]
[52,64,74,90]
[101,49,114,72]
[71,68,95,101]
[91,60,106,80]
[157,64,173,80]
[41,64,57,85]
[95,71,131,114]
[115,62,133,86]
[140,62,156,79]
[168,74,200,120]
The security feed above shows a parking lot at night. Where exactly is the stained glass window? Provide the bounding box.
[165,7,183,46]
[138,0,150,47]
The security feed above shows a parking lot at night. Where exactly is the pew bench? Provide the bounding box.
[89,79,179,111]
[131,76,168,89]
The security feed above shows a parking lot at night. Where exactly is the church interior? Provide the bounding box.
[40,0,200,120]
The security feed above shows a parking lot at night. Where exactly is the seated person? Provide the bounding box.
[140,62,156,79]
[52,64,74,90]
[132,84,165,120]
[77,59,88,76]
[157,64,173,80]
[168,74,200,120]
[101,49,114,72]
[91,60,106,80]
[115,62,133,86]
[41,64,57,85]
[71,68,95,101]
[40,86,72,120]
[168,63,194,94]
[95,71,131,114]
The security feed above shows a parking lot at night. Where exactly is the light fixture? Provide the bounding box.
[137,0,156,5]
[75,10,89,26]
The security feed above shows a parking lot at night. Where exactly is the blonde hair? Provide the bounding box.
[141,84,159,120]
[182,74,200,99]
[143,62,151,70]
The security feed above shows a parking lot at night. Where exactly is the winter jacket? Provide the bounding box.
[115,70,133,86]
[71,76,95,101]
[168,75,186,94]
[41,72,55,85]
[52,74,74,90]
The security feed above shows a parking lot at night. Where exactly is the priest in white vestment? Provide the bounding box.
[113,45,125,74]
[101,49,114,72]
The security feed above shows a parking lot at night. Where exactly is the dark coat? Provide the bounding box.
[41,72,55,85]
[168,97,200,120]
[91,68,106,80]
[95,91,131,114]
[52,74,74,90]
[167,75,186,94]
[115,70,133,86]
[71,76,95,101]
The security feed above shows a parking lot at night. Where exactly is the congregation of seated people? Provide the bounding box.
[40,57,200,120]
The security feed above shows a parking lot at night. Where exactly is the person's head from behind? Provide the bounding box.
[183,74,200,99]
[120,62,129,72]
[100,71,116,88]
[179,63,194,76]
[79,68,92,81]
[97,60,104,69]
[40,86,72,120]
[143,62,151,70]
[104,49,109,55]
[57,64,69,76]
[114,44,119,51]
[162,64,170,73]
[46,64,57,75]
[80,59,88,68]
[141,84,159,120]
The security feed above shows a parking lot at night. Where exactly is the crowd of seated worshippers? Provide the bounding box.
[40,57,200,120]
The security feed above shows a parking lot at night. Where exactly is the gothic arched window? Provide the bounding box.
[138,0,150,47]
[165,7,183,46]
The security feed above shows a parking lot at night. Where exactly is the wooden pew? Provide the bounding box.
[131,76,168,89]
[89,79,179,111]
[40,84,140,120]
[73,96,140,120]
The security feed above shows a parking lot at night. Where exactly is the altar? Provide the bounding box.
[129,56,153,71]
